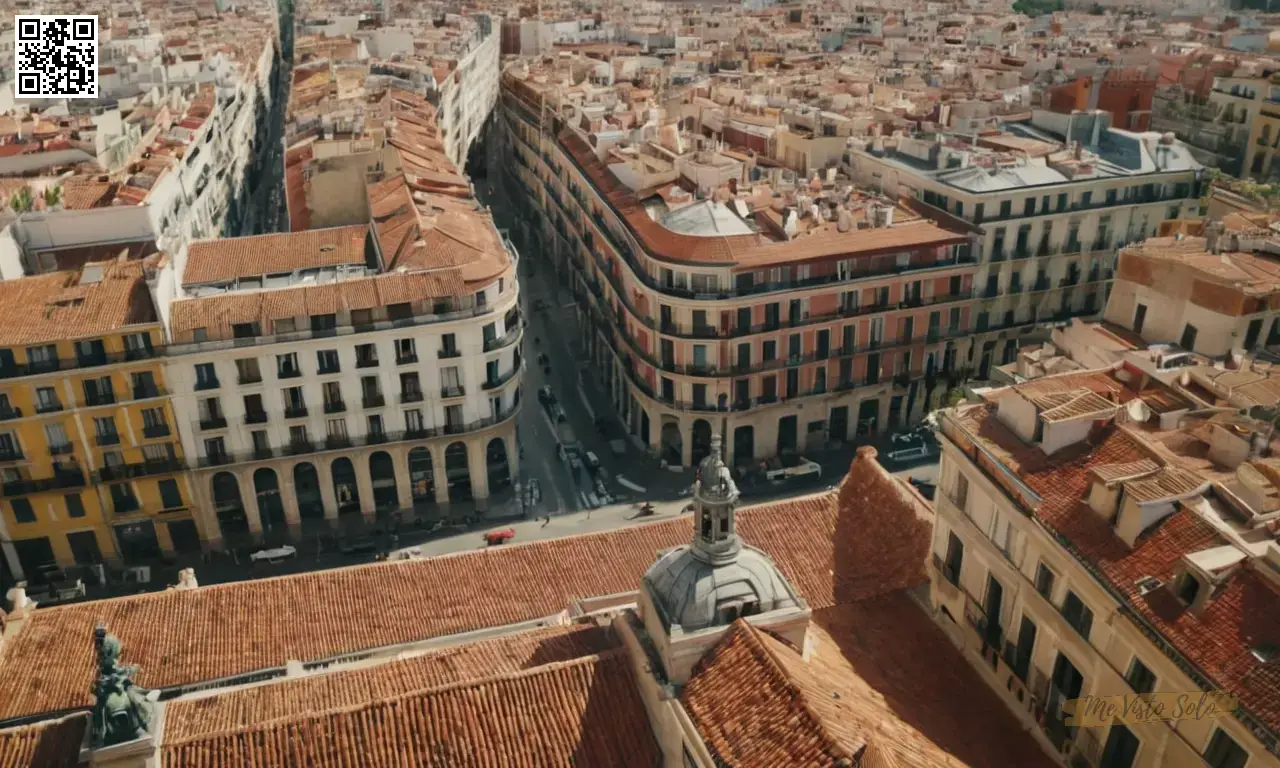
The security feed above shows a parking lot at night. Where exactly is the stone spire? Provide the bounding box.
[691,432,741,566]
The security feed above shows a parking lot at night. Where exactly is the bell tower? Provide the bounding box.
[691,432,741,566]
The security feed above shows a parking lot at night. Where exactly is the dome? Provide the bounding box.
[642,544,802,632]
[641,431,802,632]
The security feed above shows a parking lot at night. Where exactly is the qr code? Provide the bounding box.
[14,15,98,99]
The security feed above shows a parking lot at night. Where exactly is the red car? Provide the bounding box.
[484,528,515,546]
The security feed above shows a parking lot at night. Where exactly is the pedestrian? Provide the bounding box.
[541,515,550,528]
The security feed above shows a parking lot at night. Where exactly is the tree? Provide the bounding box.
[1012,0,1064,16]
[9,187,32,213]
[1089,2,1105,13]
[43,185,61,208]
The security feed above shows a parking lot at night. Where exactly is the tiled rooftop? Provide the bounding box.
[0,714,85,768]
[160,651,660,768]
[683,596,1058,768]
[0,259,158,346]
[181,225,371,286]
[953,403,1280,735]
[164,624,618,742]
[0,448,932,722]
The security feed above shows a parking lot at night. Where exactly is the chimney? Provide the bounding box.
[173,568,199,590]
[5,583,35,625]
[782,208,798,239]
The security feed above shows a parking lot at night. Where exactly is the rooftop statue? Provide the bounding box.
[90,624,158,748]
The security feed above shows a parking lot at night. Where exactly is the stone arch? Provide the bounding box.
[486,437,510,490]
[408,447,435,511]
[659,417,682,467]
[445,441,471,502]
[211,472,248,541]
[691,419,713,466]
[368,451,399,513]
[733,425,755,469]
[253,468,286,537]
[331,456,360,516]
[293,462,324,521]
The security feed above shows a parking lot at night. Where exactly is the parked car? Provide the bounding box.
[538,386,556,406]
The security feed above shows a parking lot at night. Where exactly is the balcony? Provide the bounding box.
[484,324,523,352]
[283,404,309,419]
[83,391,116,407]
[0,448,24,462]
[482,361,523,391]
[438,348,462,359]
[355,357,379,369]
[396,353,418,365]
[49,442,75,456]
[237,373,263,386]
[96,458,184,482]
[317,363,341,376]
[0,407,22,421]
[200,415,228,430]
[142,422,171,439]
[440,386,466,399]
[363,393,386,408]
[194,378,220,391]
[95,432,121,447]
[244,411,268,425]
[278,368,302,380]
[131,386,164,401]
[400,391,423,404]
[1,470,85,497]
[324,435,353,450]
[324,399,346,414]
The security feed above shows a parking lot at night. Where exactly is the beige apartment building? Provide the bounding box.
[162,88,522,551]
[499,69,1047,470]
[932,368,1280,768]
[1104,231,1280,359]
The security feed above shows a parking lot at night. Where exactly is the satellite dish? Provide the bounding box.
[1126,399,1151,423]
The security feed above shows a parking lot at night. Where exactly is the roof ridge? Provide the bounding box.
[722,622,854,762]
[162,648,631,749]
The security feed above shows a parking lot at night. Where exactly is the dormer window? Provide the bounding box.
[1176,572,1202,605]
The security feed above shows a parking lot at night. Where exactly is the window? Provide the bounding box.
[251,430,270,454]
[44,422,70,452]
[355,343,378,368]
[123,332,153,359]
[101,450,124,468]
[131,371,159,400]
[1180,323,1198,352]
[1035,562,1056,600]
[367,414,385,438]
[323,382,344,412]
[26,344,57,371]
[65,493,85,518]
[475,289,487,307]
[11,498,34,524]
[109,483,138,514]
[444,404,463,427]
[317,349,340,374]
[326,418,348,441]
[158,479,184,510]
[1177,572,1202,605]
[204,437,227,459]
[94,416,119,445]
[83,376,115,406]
[277,353,300,378]
[441,366,462,394]
[440,333,459,356]
[1204,728,1249,768]
[405,409,425,433]
[142,444,174,463]
[401,372,422,401]
[1126,657,1156,696]
[1133,304,1147,335]
[235,358,261,384]
[289,425,309,446]
[194,363,219,389]
[1099,722,1141,768]
[309,314,337,332]
[395,338,416,363]
[283,387,306,414]
[999,200,1011,218]
[1061,590,1094,639]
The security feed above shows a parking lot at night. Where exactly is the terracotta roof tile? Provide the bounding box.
[160,651,659,768]
[0,259,157,346]
[683,595,1057,768]
[164,624,618,742]
[956,405,1280,734]
[0,450,933,721]
[182,225,370,286]
[0,714,85,767]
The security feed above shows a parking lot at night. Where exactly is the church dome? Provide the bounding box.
[641,432,802,632]
[642,543,801,632]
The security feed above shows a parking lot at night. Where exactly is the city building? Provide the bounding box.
[162,86,522,552]
[0,255,189,587]
[847,110,1204,347]
[1103,229,1280,358]
[499,62,1040,471]
[933,367,1280,767]
[0,446,1055,767]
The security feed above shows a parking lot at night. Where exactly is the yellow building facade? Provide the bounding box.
[0,260,194,584]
